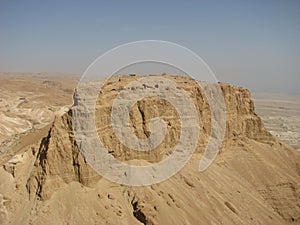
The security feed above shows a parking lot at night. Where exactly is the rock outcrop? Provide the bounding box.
[1,75,299,225]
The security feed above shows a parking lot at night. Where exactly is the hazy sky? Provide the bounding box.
[1,0,300,94]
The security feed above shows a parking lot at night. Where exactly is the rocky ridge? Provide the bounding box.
[0,75,299,225]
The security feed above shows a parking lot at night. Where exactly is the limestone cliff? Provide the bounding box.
[1,75,299,225]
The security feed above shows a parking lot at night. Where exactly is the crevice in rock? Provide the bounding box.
[72,147,82,184]
[137,101,150,138]
[131,199,147,225]
[3,164,15,177]
[224,201,238,214]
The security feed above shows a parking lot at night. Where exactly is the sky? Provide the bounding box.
[0,0,300,94]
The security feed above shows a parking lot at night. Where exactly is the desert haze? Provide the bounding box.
[0,73,299,225]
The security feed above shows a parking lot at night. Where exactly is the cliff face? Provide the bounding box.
[26,110,100,201]
[1,75,299,225]
[93,75,274,163]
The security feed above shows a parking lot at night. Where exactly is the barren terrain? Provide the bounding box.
[0,73,299,225]
[253,93,300,152]
[0,73,78,164]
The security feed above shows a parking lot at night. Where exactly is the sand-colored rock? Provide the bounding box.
[0,75,299,225]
